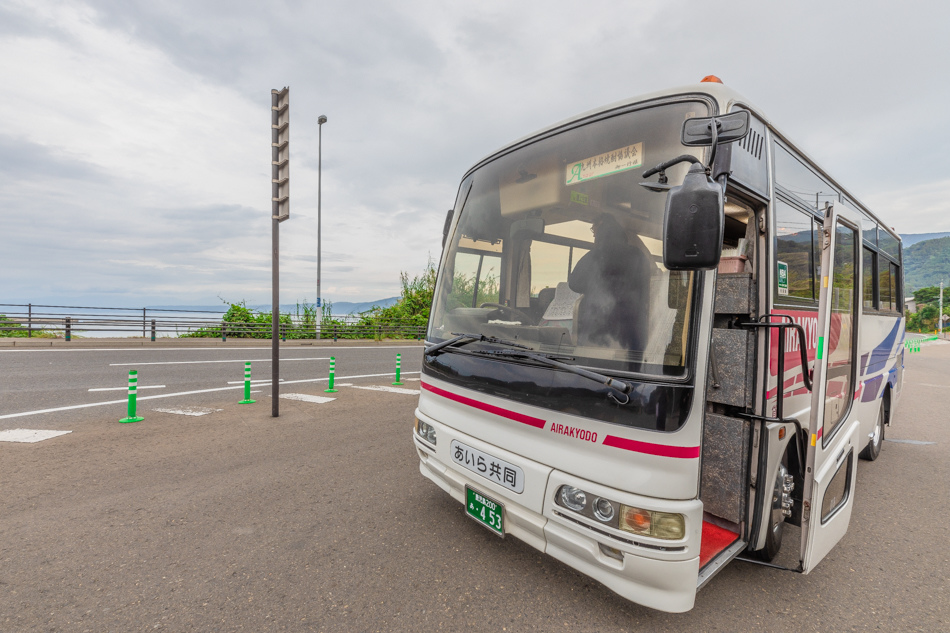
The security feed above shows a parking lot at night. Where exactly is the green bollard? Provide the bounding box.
[392,353,403,385]
[240,361,256,404]
[324,356,339,393]
[119,370,144,423]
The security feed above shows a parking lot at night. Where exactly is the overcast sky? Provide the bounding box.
[2,0,949,308]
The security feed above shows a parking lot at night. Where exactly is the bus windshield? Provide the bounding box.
[429,100,708,377]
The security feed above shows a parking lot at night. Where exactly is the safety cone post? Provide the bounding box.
[324,356,339,393]
[119,370,145,423]
[392,353,403,385]
[240,361,256,404]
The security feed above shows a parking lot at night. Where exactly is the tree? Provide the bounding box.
[913,285,942,305]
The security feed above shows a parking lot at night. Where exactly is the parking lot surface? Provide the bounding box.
[1,340,947,631]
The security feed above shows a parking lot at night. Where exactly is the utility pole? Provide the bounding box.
[271,87,291,417]
[316,114,327,340]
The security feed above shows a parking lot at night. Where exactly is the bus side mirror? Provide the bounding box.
[662,163,724,270]
[442,209,454,248]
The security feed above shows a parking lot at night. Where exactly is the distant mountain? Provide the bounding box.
[900,232,950,248]
[903,236,950,292]
[318,297,400,315]
[149,297,400,316]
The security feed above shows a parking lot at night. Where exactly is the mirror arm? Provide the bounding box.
[716,173,729,193]
[707,119,721,168]
[642,154,704,181]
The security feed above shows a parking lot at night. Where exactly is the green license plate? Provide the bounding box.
[466,486,504,537]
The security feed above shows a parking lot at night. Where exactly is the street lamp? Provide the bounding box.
[316,114,327,339]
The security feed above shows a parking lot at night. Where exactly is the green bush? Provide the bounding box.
[181,261,435,340]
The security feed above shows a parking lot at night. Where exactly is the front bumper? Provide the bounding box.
[413,420,703,613]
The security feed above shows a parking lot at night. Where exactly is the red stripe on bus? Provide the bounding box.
[420,382,547,429]
[602,435,701,459]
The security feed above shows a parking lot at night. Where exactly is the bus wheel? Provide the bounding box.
[860,404,885,461]
[756,460,792,562]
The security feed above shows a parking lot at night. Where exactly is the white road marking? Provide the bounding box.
[110,357,329,366]
[0,345,422,353]
[226,379,284,384]
[152,407,223,416]
[0,372,418,421]
[279,393,336,404]
[276,371,419,387]
[89,385,166,392]
[885,438,936,445]
[0,429,72,443]
[350,385,420,395]
[403,377,420,382]
[917,383,950,389]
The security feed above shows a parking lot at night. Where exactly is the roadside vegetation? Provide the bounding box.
[905,285,950,332]
[182,261,436,340]
[0,314,60,338]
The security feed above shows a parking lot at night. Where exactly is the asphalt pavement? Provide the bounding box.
[1,338,947,631]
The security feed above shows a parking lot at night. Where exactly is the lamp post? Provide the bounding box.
[316,114,327,340]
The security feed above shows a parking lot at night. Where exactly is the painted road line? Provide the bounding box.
[350,385,421,395]
[153,407,223,416]
[279,393,336,404]
[89,385,166,392]
[278,371,419,387]
[227,379,284,385]
[917,383,950,389]
[0,345,423,353]
[0,372,418,421]
[0,429,72,443]
[110,357,330,367]
[885,438,937,445]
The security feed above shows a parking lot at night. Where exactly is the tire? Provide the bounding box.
[860,403,885,461]
[755,460,790,562]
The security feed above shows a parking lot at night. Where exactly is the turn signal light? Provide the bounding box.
[701,75,723,83]
[619,506,651,534]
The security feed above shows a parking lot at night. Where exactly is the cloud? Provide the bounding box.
[1,0,949,307]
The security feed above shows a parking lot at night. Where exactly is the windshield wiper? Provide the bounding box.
[425,332,532,357]
[473,349,632,405]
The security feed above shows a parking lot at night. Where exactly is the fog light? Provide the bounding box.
[558,486,587,512]
[619,505,652,535]
[416,419,437,445]
[593,497,615,522]
[599,543,624,562]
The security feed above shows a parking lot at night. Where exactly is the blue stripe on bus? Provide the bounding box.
[864,320,902,376]
[861,374,884,402]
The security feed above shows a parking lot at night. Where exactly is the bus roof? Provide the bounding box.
[467,82,900,245]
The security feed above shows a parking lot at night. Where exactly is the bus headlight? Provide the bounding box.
[592,497,615,522]
[415,419,437,445]
[558,486,587,512]
[619,505,685,540]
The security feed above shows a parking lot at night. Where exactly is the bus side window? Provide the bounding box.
[888,262,899,312]
[774,199,818,302]
[878,261,892,313]
[863,247,876,310]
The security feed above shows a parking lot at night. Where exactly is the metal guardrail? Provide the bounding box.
[0,303,426,340]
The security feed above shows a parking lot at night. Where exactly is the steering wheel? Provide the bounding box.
[479,303,535,325]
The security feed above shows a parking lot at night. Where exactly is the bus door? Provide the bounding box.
[800,201,861,573]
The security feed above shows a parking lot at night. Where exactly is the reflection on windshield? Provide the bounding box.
[429,101,707,376]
